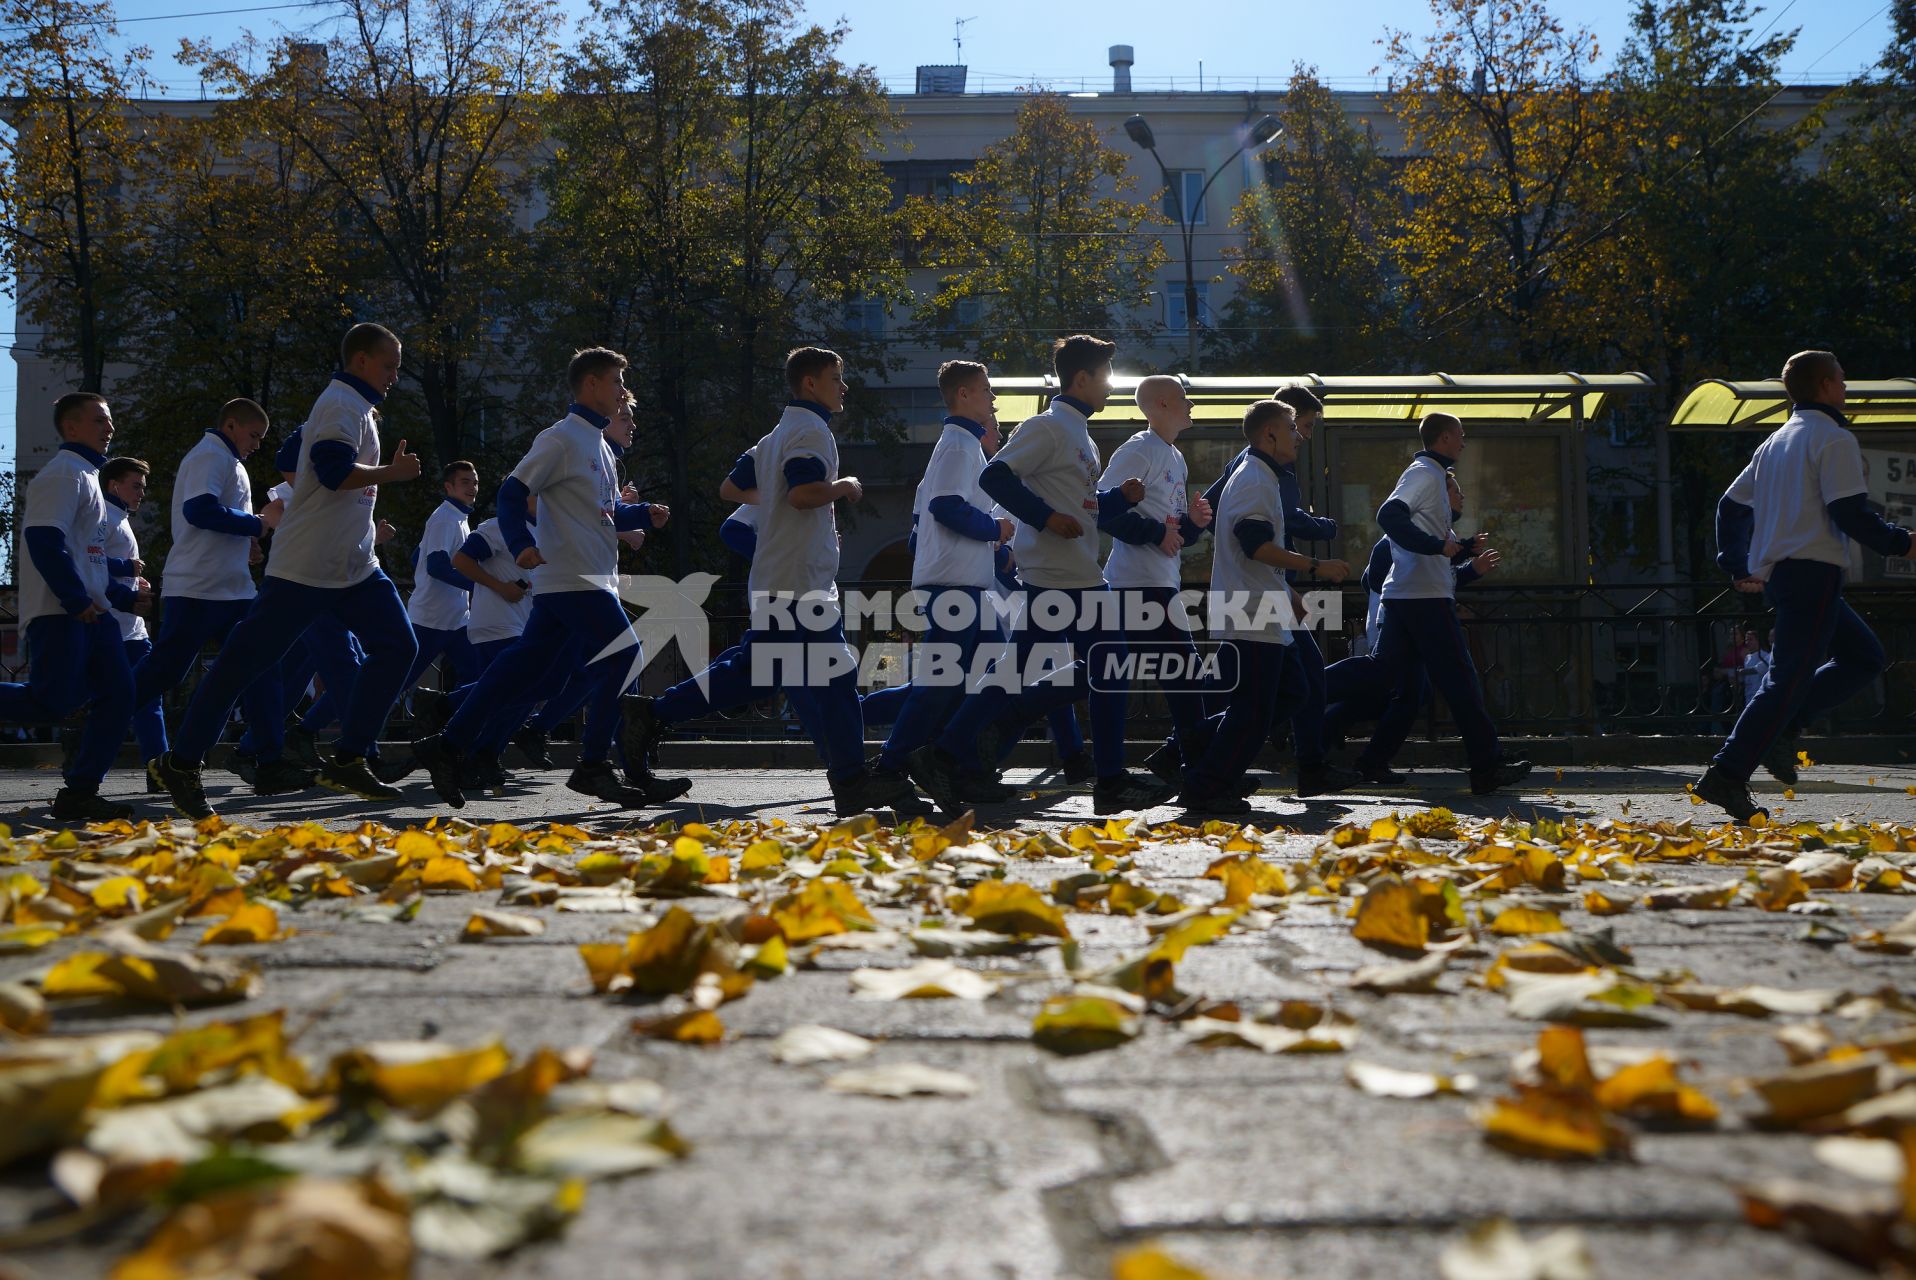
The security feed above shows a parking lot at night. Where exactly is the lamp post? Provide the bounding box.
[1124,112,1281,371]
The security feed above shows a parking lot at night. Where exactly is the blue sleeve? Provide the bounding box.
[1827,494,1913,558]
[24,528,91,614]
[182,492,265,538]
[106,556,138,577]
[457,531,491,562]
[1096,487,1167,546]
[1234,517,1276,559]
[1454,561,1482,589]
[1176,511,1210,542]
[273,430,302,474]
[426,550,474,592]
[1377,498,1446,556]
[309,439,358,491]
[496,477,535,557]
[1281,475,1338,543]
[1714,495,1754,578]
[720,518,757,559]
[1361,537,1394,593]
[927,493,1001,542]
[727,453,757,492]
[1200,452,1242,515]
[105,579,138,610]
[978,460,1055,531]
[614,502,653,533]
[783,456,828,489]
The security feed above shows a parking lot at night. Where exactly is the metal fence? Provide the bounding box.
[2,580,1910,744]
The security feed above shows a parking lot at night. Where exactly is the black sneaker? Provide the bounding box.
[412,734,466,809]
[317,753,403,801]
[831,768,924,819]
[1060,750,1096,785]
[1357,763,1408,786]
[1759,736,1801,785]
[906,745,966,815]
[228,751,260,785]
[623,764,692,805]
[150,752,215,820]
[50,786,133,823]
[144,763,165,794]
[1693,764,1768,824]
[1469,759,1534,795]
[1092,770,1177,814]
[410,689,453,738]
[462,751,506,793]
[510,727,553,769]
[1176,785,1251,817]
[1143,740,1183,789]
[1235,772,1267,798]
[369,752,417,785]
[1297,763,1363,798]
[253,757,315,796]
[285,724,323,768]
[619,695,667,774]
[566,761,651,806]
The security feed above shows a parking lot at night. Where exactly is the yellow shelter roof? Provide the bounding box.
[989,372,1653,429]
[1669,378,1916,431]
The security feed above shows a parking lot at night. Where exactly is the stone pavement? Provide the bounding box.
[2,759,1913,1279]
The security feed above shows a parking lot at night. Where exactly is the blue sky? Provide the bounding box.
[1,0,1897,467]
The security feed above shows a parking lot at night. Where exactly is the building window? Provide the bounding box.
[844,296,886,337]
[1165,282,1211,334]
[1162,170,1207,225]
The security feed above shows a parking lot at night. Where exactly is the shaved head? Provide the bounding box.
[1134,375,1184,414]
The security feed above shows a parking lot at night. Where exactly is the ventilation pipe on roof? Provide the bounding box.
[1110,45,1134,94]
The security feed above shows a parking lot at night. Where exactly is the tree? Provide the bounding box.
[909,92,1168,371]
[1383,0,1633,369]
[1212,66,1400,374]
[0,0,145,392]
[182,0,564,470]
[1820,0,1916,373]
[532,0,906,576]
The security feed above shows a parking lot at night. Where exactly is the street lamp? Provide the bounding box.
[1125,112,1282,371]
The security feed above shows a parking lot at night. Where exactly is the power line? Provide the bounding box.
[0,1,332,35]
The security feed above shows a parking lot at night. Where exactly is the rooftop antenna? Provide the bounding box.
[954,15,976,62]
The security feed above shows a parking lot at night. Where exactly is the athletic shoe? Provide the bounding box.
[1469,759,1534,795]
[228,751,260,785]
[566,761,651,806]
[1235,772,1267,798]
[510,727,553,769]
[150,752,214,820]
[1760,736,1801,785]
[831,767,922,818]
[1060,750,1096,785]
[1296,763,1363,798]
[285,724,323,768]
[623,766,693,805]
[1092,770,1177,814]
[410,689,453,738]
[411,734,466,809]
[1176,786,1251,817]
[1142,741,1183,789]
[253,757,315,796]
[369,752,417,785]
[905,745,966,815]
[958,769,1016,803]
[1357,763,1408,786]
[144,765,165,794]
[317,753,402,801]
[619,695,667,773]
[463,751,506,793]
[1693,765,1768,824]
[50,786,133,823]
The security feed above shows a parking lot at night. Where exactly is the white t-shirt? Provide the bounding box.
[1209,450,1292,646]
[268,376,385,589]
[1100,429,1189,591]
[166,430,257,601]
[510,413,619,595]
[1725,407,1870,581]
[464,517,532,644]
[750,404,842,612]
[103,501,147,642]
[1380,455,1457,600]
[996,400,1104,590]
[408,498,473,629]
[911,420,994,589]
[19,446,111,626]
